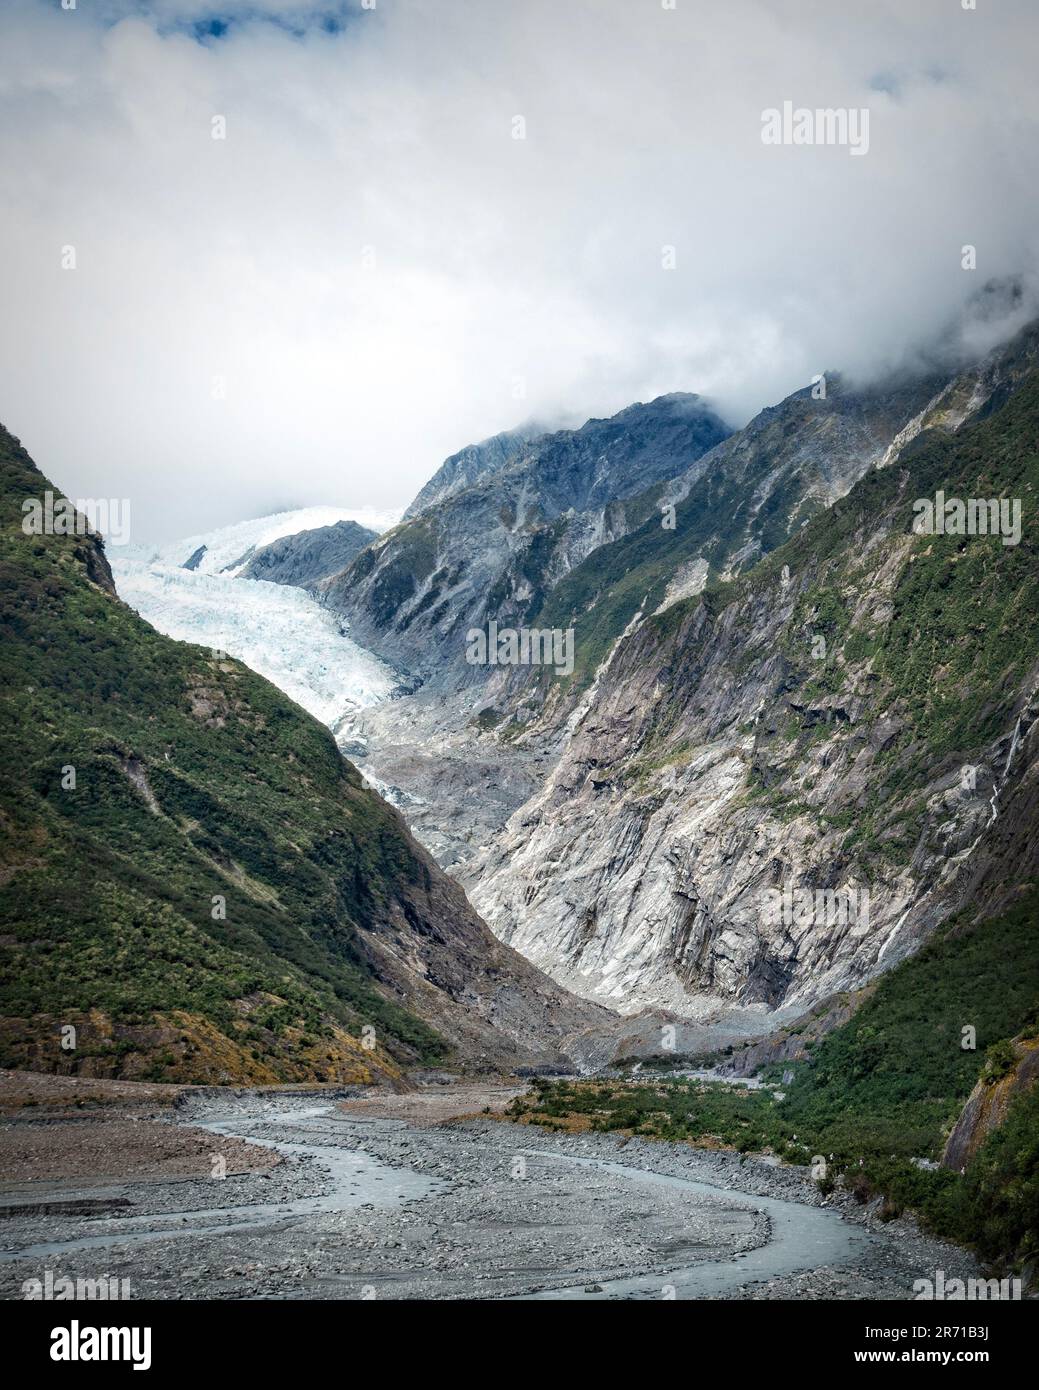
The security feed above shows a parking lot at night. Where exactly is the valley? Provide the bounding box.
[3,0,1037,1328]
[3,305,1038,1297]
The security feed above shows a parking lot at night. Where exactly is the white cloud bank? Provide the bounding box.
[1,0,1037,539]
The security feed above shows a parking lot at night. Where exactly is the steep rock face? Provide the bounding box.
[0,425,607,1081]
[332,376,958,875]
[403,422,546,519]
[241,519,377,589]
[509,354,1019,706]
[942,1036,1039,1173]
[465,347,1039,1016]
[323,393,731,685]
[349,334,1036,885]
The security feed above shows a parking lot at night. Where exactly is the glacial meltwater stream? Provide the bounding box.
[0,1105,441,1263]
[514,1149,875,1299]
[2,1100,875,1298]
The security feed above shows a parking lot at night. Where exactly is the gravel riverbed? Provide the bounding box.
[0,1083,981,1301]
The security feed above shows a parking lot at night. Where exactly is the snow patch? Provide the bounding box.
[123,506,401,577]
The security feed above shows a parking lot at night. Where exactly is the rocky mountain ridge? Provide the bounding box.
[464,336,1039,1016]
[333,326,1038,956]
[324,392,732,685]
[403,421,547,519]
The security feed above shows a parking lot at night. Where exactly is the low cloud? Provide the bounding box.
[1,0,1037,538]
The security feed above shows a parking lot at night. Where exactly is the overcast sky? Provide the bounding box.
[1,0,1037,540]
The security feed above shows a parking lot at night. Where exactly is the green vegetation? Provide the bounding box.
[351,515,438,628]
[594,369,1039,877]
[776,890,1039,1156]
[962,1084,1039,1268]
[773,374,1038,796]
[532,461,751,688]
[514,886,1039,1271]
[0,426,448,1081]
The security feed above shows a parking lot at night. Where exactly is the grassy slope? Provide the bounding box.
[0,425,447,1083]
[768,379,1039,791]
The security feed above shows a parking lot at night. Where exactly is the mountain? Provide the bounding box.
[326,334,1036,881]
[465,330,1039,1016]
[518,367,960,696]
[324,393,732,684]
[403,422,547,519]
[240,519,377,589]
[0,424,605,1084]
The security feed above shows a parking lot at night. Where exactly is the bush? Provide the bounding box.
[983,1040,1017,1083]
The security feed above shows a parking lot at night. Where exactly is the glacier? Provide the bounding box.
[111,510,400,749]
